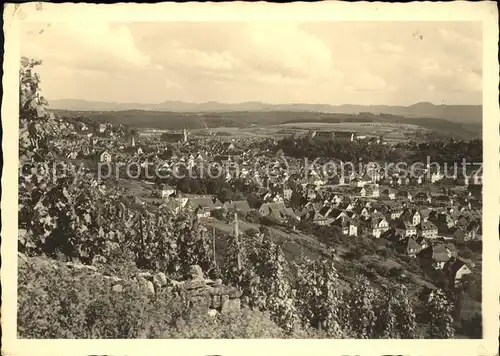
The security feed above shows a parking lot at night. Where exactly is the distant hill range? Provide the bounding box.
[49,99,482,124]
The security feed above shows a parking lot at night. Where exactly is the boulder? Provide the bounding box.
[209,285,240,297]
[103,275,123,283]
[138,271,153,280]
[182,279,206,290]
[190,288,210,298]
[67,262,97,272]
[189,296,210,310]
[136,276,155,296]
[189,265,204,280]
[153,272,168,287]
[112,284,124,293]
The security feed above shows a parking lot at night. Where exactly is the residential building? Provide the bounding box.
[98,150,112,163]
[419,220,439,239]
[435,195,454,207]
[405,236,423,257]
[396,190,413,202]
[354,187,366,197]
[223,200,252,214]
[414,192,432,204]
[186,196,223,218]
[283,188,293,200]
[259,202,289,222]
[332,216,358,236]
[332,131,356,141]
[158,184,176,199]
[418,244,451,270]
[401,209,421,226]
[365,184,380,198]
[448,258,474,287]
[428,170,444,183]
[381,188,396,200]
[394,219,417,239]
[363,216,390,238]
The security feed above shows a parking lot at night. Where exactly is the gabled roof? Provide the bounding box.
[419,208,432,220]
[447,257,474,277]
[415,192,431,199]
[395,219,416,230]
[187,196,222,210]
[420,220,438,231]
[432,244,451,262]
[397,190,412,197]
[366,216,387,228]
[406,236,421,252]
[224,200,252,213]
[319,205,333,217]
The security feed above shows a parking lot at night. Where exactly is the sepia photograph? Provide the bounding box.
[2,2,499,356]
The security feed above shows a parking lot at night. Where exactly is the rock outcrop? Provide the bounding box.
[18,254,243,315]
[135,264,242,314]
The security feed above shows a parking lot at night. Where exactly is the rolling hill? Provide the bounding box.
[49,99,482,124]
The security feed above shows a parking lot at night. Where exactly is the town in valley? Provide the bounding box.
[16,19,484,340]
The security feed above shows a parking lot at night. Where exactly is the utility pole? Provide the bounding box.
[136,214,144,263]
[212,226,217,267]
[234,212,241,270]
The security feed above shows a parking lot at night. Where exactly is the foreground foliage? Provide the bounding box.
[17,259,285,339]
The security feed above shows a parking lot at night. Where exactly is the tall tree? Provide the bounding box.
[426,289,455,338]
[347,275,378,338]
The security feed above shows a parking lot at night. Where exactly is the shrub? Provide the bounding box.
[18,259,166,338]
[244,210,262,224]
[378,247,392,259]
[17,258,288,339]
[163,308,285,338]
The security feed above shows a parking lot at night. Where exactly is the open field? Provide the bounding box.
[54,109,481,140]
[276,121,426,132]
[186,121,427,140]
[194,126,284,139]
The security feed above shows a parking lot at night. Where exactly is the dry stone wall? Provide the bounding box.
[135,265,243,314]
[18,253,242,315]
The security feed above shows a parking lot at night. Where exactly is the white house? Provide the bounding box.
[159,184,176,199]
[98,124,106,133]
[98,150,112,163]
[430,171,444,183]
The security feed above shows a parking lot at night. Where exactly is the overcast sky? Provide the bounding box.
[21,21,482,106]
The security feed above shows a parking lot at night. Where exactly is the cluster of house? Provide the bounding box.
[150,179,480,288]
[52,119,480,290]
